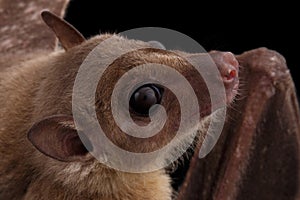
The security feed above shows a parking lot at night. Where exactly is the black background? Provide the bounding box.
[64,1,299,92]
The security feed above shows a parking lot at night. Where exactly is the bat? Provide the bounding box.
[0,8,239,200]
[1,1,300,199]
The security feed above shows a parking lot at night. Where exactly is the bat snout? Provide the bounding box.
[210,51,240,104]
[215,52,239,82]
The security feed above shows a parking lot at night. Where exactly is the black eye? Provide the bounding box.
[129,84,163,115]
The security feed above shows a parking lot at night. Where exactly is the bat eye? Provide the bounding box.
[129,84,163,115]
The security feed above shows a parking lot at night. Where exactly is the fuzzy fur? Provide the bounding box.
[0,31,238,199]
[0,35,174,200]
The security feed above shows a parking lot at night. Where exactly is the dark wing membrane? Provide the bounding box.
[177,48,300,200]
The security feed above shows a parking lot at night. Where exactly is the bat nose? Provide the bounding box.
[209,51,239,83]
[219,52,239,83]
[223,52,239,68]
[210,51,240,103]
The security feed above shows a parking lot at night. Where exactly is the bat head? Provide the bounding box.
[27,11,239,169]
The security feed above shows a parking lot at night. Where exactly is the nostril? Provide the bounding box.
[226,69,237,80]
[223,67,238,83]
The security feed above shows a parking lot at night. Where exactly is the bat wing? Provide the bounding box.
[0,0,70,70]
[177,48,300,200]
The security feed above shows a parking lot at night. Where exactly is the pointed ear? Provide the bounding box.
[41,10,86,50]
[28,115,92,162]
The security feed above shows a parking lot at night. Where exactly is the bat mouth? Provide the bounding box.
[224,68,239,104]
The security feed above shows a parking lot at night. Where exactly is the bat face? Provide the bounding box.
[27,35,239,167]
[0,10,240,200]
[27,11,239,171]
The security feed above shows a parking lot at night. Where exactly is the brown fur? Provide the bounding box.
[0,35,172,199]
[0,14,238,200]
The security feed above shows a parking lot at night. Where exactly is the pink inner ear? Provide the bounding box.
[28,115,89,162]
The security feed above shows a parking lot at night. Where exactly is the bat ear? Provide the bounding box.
[41,10,86,50]
[28,115,92,162]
